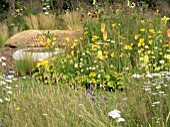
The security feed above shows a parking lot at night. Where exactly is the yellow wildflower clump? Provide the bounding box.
[124,44,132,50]
[36,60,49,68]
[161,16,170,24]
[97,50,103,60]
[92,36,99,41]
[149,29,155,34]
[135,34,141,40]
[138,38,145,47]
[140,28,145,32]
[111,52,115,57]
[89,72,96,77]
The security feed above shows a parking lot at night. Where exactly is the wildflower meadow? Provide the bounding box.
[0,0,170,127]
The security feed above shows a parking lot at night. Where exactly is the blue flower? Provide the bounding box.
[92,93,96,96]
[86,90,90,95]
[91,97,95,101]
[104,97,108,100]
[6,70,8,78]
[90,85,93,89]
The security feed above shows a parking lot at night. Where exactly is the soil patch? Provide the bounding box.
[0,46,18,71]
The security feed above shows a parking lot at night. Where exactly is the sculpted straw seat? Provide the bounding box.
[5,30,82,47]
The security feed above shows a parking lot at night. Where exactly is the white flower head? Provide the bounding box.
[7,91,12,94]
[146,74,153,78]
[0,56,6,61]
[132,74,141,79]
[6,86,12,90]
[0,99,3,103]
[108,109,121,119]
[2,62,6,66]
[4,97,10,101]
[152,101,160,105]
[44,12,49,15]
[117,117,125,122]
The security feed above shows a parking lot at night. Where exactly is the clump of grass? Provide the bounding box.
[60,10,83,31]
[24,15,39,29]
[14,55,37,76]
[24,13,67,30]
[0,22,8,48]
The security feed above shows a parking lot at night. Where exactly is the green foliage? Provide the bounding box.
[0,35,5,48]
[14,55,37,76]
[0,0,8,21]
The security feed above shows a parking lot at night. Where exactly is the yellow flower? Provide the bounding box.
[15,9,20,13]
[89,72,96,77]
[135,34,141,40]
[73,42,77,47]
[140,28,145,32]
[92,36,99,41]
[141,20,145,25]
[149,40,153,45]
[84,27,89,30]
[138,38,145,47]
[65,37,70,43]
[104,51,109,55]
[157,30,162,34]
[42,35,46,39]
[148,35,152,39]
[166,54,170,59]
[138,49,142,55]
[143,55,149,65]
[164,54,167,59]
[74,63,78,68]
[101,23,105,32]
[112,23,116,27]
[145,45,149,49]
[36,62,41,68]
[76,29,80,32]
[149,29,155,33]
[44,65,49,70]
[96,44,100,49]
[47,38,51,43]
[93,0,96,5]
[152,56,155,59]
[120,53,124,57]
[71,51,74,56]
[40,75,43,80]
[90,78,96,83]
[161,16,170,24]
[124,44,132,50]
[16,107,20,111]
[53,37,56,41]
[111,52,115,57]
[103,31,107,41]
[91,44,97,51]
[80,37,83,41]
[93,86,97,91]
[97,50,103,60]
[31,43,35,47]
[84,31,88,35]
